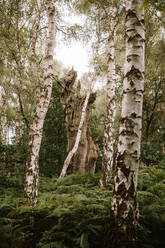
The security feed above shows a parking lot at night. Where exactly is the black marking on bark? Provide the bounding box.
[118,202,127,215]
[131,150,138,158]
[123,166,131,178]
[135,19,143,26]
[127,57,131,63]
[126,207,134,221]
[131,112,137,118]
[128,177,135,196]
[126,28,135,33]
[117,182,126,197]
[117,153,131,178]
[130,80,134,87]
[126,10,137,19]
[120,117,138,137]
[120,129,137,137]
[126,65,143,80]
[128,33,142,42]
[127,54,139,60]
[117,153,124,167]
[119,140,122,146]
[116,175,120,183]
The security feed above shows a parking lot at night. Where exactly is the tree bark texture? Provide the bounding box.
[100,0,118,187]
[0,90,9,145]
[59,70,98,178]
[24,0,56,206]
[109,1,145,247]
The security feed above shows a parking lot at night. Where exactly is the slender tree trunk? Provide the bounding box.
[108,1,145,247]
[0,116,2,141]
[24,0,56,206]
[145,85,160,142]
[100,0,118,187]
[14,99,21,144]
[1,91,8,145]
[59,91,92,179]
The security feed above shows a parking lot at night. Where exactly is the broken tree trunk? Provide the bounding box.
[59,69,98,179]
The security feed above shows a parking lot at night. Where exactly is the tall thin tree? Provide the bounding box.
[100,0,118,187]
[24,0,56,206]
[108,0,145,247]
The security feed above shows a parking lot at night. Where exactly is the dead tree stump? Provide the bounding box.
[60,69,98,174]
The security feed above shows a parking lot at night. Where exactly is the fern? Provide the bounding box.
[1,170,165,248]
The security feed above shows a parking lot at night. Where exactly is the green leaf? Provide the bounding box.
[140,0,150,10]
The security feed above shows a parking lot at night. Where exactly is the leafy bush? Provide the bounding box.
[137,166,165,248]
[0,174,111,248]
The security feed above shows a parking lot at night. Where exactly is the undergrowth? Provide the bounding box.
[0,168,165,248]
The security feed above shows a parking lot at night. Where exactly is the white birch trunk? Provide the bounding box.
[100,0,118,187]
[110,0,145,247]
[24,0,56,206]
[2,116,8,145]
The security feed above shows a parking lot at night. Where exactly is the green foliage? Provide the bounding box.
[89,90,105,171]
[141,140,165,166]
[39,82,67,177]
[143,0,165,12]
[0,169,165,248]
[0,140,27,187]
[141,15,165,167]
[137,165,165,248]
[0,174,112,248]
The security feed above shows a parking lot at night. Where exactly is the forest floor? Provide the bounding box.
[0,166,165,248]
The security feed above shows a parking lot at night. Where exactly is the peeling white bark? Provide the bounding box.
[24,0,56,206]
[111,0,145,246]
[100,0,118,187]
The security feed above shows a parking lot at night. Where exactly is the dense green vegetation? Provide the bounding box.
[0,76,164,247]
[0,0,165,247]
[0,167,165,248]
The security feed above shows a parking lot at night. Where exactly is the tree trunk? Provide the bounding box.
[100,0,118,187]
[108,1,145,247]
[24,0,56,206]
[0,116,2,141]
[59,70,98,179]
[59,91,91,178]
[59,9,101,179]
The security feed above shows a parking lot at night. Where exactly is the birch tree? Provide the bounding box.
[24,0,56,206]
[108,0,145,247]
[99,0,118,187]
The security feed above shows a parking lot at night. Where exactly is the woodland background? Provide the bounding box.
[0,0,165,247]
